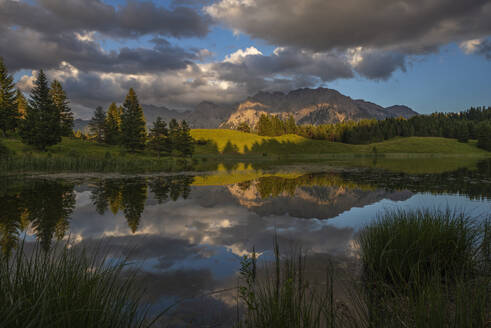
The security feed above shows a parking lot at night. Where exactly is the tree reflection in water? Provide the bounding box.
[0,158,490,257]
[0,179,75,255]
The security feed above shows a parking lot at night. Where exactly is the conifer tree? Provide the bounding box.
[178,120,194,157]
[88,106,106,143]
[286,115,297,134]
[104,102,121,145]
[237,121,251,133]
[258,114,273,136]
[0,57,18,135]
[271,115,285,136]
[50,80,73,136]
[148,117,171,157]
[168,118,180,153]
[20,70,61,150]
[15,89,27,119]
[120,88,146,151]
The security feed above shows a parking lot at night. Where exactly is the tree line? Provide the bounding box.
[0,58,74,150]
[86,88,194,156]
[0,57,194,156]
[241,107,491,151]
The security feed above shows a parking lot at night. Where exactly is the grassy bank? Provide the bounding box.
[0,137,194,173]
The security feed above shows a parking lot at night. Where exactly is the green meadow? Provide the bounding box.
[191,129,489,155]
[1,129,489,174]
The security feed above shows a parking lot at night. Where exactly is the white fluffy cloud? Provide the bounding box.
[224,46,263,64]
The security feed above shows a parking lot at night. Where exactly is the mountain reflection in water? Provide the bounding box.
[0,159,490,326]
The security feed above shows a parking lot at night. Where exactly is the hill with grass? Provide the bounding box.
[191,129,489,155]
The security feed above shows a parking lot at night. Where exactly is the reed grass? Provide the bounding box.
[236,241,364,328]
[0,241,155,328]
[358,209,480,288]
[358,209,490,327]
[0,154,193,173]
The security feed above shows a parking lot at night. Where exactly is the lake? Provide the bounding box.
[1,158,490,326]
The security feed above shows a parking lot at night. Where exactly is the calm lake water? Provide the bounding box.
[1,158,490,326]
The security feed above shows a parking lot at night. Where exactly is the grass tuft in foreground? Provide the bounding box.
[358,209,480,288]
[0,241,154,328]
[358,209,490,327]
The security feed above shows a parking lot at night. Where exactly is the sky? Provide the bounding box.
[1,0,490,119]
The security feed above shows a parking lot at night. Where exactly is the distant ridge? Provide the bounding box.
[74,87,418,130]
[221,88,418,129]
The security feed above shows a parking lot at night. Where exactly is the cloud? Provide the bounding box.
[460,38,491,59]
[15,44,407,118]
[5,0,487,117]
[206,0,491,53]
[0,0,210,39]
[0,28,198,73]
[349,48,407,80]
[209,46,356,95]
[224,46,263,64]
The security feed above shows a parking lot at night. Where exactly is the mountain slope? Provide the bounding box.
[73,87,418,131]
[222,88,418,128]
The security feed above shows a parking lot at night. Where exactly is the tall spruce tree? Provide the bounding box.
[15,89,27,119]
[0,57,18,135]
[50,80,73,136]
[168,118,180,153]
[286,115,297,134]
[88,106,106,143]
[20,70,61,150]
[121,88,146,151]
[178,120,194,157]
[104,102,121,145]
[148,117,171,157]
[258,114,273,136]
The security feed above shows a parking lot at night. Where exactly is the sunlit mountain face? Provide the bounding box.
[1,160,490,325]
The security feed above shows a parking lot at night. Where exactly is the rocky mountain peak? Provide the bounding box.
[75,87,418,131]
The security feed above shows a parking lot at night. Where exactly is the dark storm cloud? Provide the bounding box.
[206,0,491,53]
[0,0,210,38]
[353,51,407,80]
[0,27,196,73]
[0,0,204,75]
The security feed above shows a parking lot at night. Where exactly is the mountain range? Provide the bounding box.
[74,87,418,131]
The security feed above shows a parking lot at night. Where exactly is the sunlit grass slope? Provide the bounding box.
[191,162,303,186]
[191,129,489,155]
